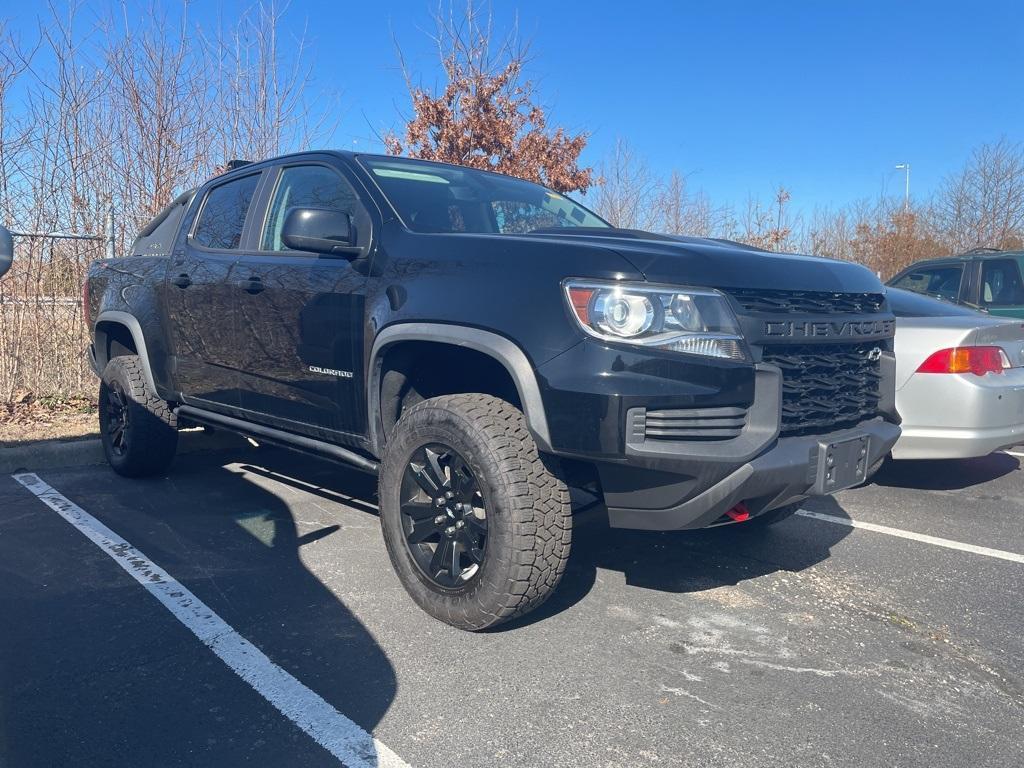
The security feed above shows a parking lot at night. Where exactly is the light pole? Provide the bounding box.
[895,163,911,212]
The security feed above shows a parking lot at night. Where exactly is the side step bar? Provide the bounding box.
[175,405,380,474]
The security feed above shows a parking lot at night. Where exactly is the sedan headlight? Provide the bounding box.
[564,280,749,361]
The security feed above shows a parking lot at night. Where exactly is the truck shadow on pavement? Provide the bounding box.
[61,449,399,767]
[231,448,855,633]
[503,494,855,629]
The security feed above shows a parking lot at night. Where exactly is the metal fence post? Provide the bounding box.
[105,207,116,259]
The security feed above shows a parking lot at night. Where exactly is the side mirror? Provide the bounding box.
[0,224,13,278]
[281,207,360,256]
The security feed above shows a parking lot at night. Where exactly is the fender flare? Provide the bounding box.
[368,323,553,454]
[93,310,160,394]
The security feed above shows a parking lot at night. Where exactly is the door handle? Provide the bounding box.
[237,276,265,294]
[171,273,192,289]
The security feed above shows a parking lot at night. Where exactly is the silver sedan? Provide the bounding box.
[890,288,1024,459]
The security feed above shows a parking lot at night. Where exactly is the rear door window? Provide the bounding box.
[890,264,964,302]
[192,174,261,250]
[980,258,1024,307]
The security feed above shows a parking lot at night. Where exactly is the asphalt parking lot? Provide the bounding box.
[2,440,1023,767]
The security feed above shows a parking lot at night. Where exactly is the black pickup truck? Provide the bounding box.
[83,151,900,629]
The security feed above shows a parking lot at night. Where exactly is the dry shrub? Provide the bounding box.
[0,239,98,399]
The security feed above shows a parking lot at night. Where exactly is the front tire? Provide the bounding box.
[98,355,178,477]
[379,394,571,630]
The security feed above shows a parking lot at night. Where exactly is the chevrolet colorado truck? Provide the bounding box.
[83,151,900,629]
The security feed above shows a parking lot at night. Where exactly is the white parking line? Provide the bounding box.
[796,509,1024,564]
[12,472,411,768]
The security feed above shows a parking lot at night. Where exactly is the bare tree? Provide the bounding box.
[590,139,659,229]
[203,1,337,167]
[386,1,593,193]
[0,2,336,400]
[737,187,795,252]
[933,137,1024,252]
[801,205,855,261]
[651,170,731,237]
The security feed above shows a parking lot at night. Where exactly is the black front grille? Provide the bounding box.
[761,343,882,437]
[728,289,886,315]
[628,406,748,442]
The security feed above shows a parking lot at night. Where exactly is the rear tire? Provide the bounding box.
[379,394,571,630]
[98,356,178,477]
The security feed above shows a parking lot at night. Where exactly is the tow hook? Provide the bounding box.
[725,502,751,522]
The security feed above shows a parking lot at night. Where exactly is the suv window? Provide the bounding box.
[261,165,361,251]
[192,174,260,250]
[890,264,963,302]
[980,258,1024,307]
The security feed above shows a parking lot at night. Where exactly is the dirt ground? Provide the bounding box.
[0,393,98,447]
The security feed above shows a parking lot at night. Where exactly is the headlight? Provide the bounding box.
[564,280,749,361]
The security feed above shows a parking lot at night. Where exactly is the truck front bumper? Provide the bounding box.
[599,417,899,530]
[537,339,900,531]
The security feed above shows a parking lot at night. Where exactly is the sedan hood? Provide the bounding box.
[527,229,885,293]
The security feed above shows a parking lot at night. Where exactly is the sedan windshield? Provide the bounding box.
[359,155,609,234]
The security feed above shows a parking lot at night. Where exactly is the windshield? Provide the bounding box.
[359,156,609,234]
[886,287,983,318]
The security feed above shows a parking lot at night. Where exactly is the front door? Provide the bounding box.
[163,172,261,409]
[233,163,373,441]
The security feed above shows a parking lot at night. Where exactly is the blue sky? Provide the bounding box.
[4,1,1024,212]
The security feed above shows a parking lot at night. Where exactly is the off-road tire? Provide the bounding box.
[99,355,178,477]
[379,394,572,630]
[747,502,800,527]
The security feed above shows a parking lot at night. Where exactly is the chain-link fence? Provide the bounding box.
[0,235,104,400]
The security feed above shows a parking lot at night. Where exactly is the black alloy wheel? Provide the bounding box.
[103,379,131,457]
[400,444,488,588]
[379,393,572,630]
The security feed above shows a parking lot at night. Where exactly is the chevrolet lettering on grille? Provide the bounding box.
[763,319,895,339]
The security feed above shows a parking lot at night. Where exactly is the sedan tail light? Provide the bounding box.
[916,346,1011,376]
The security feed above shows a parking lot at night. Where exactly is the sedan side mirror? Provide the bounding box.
[281,207,361,256]
[0,224,13,278]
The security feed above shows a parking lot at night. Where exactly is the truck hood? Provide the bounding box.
[527,229,885,293]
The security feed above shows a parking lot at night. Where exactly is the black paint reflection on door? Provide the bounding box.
[234,256,365,436]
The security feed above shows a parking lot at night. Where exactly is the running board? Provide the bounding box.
[175,405,380,474]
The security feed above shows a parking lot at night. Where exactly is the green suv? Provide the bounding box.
[888,249,1024,319]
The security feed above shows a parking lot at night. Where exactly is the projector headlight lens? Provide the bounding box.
[564,280,749,361]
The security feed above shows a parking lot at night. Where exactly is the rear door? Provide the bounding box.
[163,172,262,409]
[232,160,375,442]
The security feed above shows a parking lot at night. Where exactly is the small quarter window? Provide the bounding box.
[192,174,260,250]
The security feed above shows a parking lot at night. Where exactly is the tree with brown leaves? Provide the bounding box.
[850,207,942,279]
[385,2,593,194]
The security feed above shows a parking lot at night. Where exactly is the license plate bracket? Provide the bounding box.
[814,435,871,494]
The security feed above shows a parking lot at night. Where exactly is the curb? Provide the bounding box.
[1,430,251,474]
